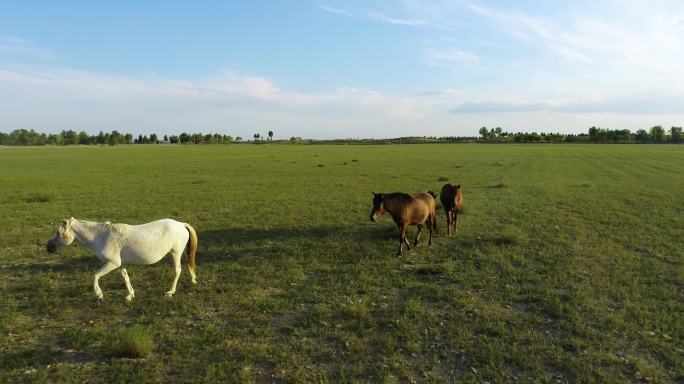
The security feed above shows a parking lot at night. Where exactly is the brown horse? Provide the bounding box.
[369,191,437,256]
[440,183,463,235]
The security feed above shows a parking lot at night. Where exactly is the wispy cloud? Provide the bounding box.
[450,96,684,115]
[316,4,354,17]
[451,101,549,114]
[0,36,54,61]
[424,41,478,66]
[317,3,449,29]
[365,11,427,27]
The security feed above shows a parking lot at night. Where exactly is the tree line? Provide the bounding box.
[477,125,683,143]
[0,129,283,146]
[0,129,243,146]
[1,125,682,146]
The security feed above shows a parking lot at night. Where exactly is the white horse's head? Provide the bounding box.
[46,218,76,253]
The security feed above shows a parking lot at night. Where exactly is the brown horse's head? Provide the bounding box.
[46,218,76,253]
[369,193,386,222]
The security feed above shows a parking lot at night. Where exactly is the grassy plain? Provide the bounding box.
[0,144,682,383]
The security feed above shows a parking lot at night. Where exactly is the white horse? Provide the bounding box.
[47,218,197,302]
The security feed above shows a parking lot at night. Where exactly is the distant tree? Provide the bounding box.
[191,133,202,144]
[268,130,274,141]
[78,131,91,145]
[169,135,179,144]
[650,125,665,142]
[253,133,261,141]
[588,126,608,142]
[95,131,105,145]
[109,130,122,145]
[635,129,649,142]
[163,134,169,143]
[235,136,243,142]
[123,133,133,144]
[670,126,682,143]
[11,129,32,145]
[149,133,158,143]
[47,133,64,145]
[602,128,632,143]
[179,132,191,144]
[223,135,233,143]
[62,130,78,145]
[478,126,489,139]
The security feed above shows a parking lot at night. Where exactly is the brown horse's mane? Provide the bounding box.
[382,193,413,216]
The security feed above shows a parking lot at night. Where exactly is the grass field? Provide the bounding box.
[0,144,682,383]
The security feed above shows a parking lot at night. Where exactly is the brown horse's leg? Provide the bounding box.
[450,210,456,234]
[396,224,406,256]
[427,216,433,246]
[404,226,412,249]
[414,224,423,247]
[397,223,411,255]
[444,209,451,236]
[453,210,459,232]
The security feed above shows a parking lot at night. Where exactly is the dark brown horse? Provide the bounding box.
[440,183,463,235]
[370,191,437,255]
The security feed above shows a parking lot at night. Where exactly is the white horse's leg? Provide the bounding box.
[165,250,182,298]
[119,268,135,302]
[93,262,119,300]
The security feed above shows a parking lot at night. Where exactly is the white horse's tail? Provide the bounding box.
[184,223,198,282]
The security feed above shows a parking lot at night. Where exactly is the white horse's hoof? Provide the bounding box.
[191,279,197,285]
[125,295,134,302]
[165,292,174,298]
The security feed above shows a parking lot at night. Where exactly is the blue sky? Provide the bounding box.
[1,0,683,139]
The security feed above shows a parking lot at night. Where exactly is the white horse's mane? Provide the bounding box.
[99,221,128,236]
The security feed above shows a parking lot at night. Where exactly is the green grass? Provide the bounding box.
[0,144,682,383]
[107,325,154,359]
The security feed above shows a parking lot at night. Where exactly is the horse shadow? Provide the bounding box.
[197,224,397,264]
[2,250,96,274]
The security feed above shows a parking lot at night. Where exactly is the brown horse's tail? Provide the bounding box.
[432,211,438,233]
[184,223,198,283]
[428,194,438,233]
